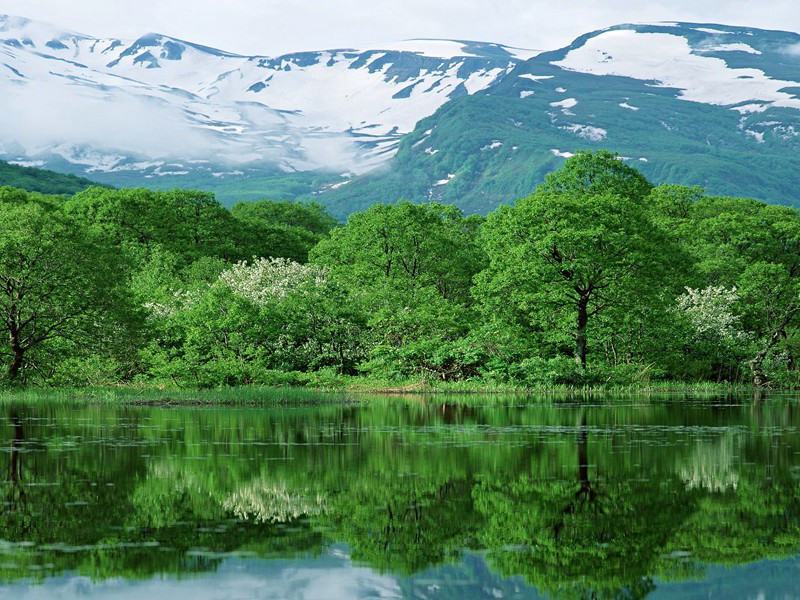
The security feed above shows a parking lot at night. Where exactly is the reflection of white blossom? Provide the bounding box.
[223,480,326,523]
[220,257,327,305]
[679,436,739,492]
[677,286,748,343]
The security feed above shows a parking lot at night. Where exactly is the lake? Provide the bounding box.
[0,393,799,599]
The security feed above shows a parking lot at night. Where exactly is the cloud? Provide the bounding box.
[1,0,799,57]
[0,80,221,163]
[782,42,800,56]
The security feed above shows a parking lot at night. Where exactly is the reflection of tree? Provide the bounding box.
[319,477,483,575]
[474,412,700,599]
[0,407,325,583]
[2,411,35,538]
[553,413,600,540]
[3,399,800,592]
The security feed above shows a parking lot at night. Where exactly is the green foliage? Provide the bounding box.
[231,199,338,262]
[4,149,800,388]
[538,149,653,201]
[311,202,485,379]
[0,188,139,383]
[478,156,685,368]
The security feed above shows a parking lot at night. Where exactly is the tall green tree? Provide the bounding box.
[0,189,131,382]
[539,149,653,201]
[478,159,680,368]
[310,202,485,378]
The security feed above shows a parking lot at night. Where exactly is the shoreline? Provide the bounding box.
[0,380,781,406]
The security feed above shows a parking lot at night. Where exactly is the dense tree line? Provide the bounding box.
[2,150,800,388]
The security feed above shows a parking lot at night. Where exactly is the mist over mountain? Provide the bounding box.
[2,16,800,213]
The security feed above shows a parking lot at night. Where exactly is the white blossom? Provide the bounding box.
[223,480,326,523]
[677,285,747,343]
[143,289,198,319]
[219,257,327,305]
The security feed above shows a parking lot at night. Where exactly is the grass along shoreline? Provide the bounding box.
[0,378,774,406]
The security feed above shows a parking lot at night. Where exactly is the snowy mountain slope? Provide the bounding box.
[0,15,533,186]
[5,17,800,212]
[319,22,800,215]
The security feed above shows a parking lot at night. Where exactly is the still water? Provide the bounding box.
[0,394,799,599]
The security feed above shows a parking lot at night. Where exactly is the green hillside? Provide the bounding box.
[0,160,101,195]
[315,23,800,217]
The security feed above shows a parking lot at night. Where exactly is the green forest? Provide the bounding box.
[2,150,799,390]
[0,159,99,196]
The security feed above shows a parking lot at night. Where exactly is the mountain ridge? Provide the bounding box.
[0,13,532,189]
[317,21,800,215]
[2,16,800,212]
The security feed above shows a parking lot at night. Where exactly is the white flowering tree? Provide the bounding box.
[676,285,747,345]
[219,257,327,305]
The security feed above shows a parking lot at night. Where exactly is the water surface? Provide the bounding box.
[0,394,799,599]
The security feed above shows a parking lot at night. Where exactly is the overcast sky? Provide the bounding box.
[2,0,800,56]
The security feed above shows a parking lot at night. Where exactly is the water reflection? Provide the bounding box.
[0,396,799,598]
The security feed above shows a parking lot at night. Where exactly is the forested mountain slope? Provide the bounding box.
[319,23,800,215]
[0,159,99,194]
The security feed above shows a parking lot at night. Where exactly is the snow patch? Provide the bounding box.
[733,103,769,114]
[694,28,734,35]
[519,90,534,99]
[552,30,800,111]
[550,98,578,109]
[701,43,761,55]
[561,124,607,142]
[481,140,503,150]
[433,173,456,185]
[745,129,765,143]
[518,74,553,81]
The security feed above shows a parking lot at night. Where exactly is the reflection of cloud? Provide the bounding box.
[0,555,403,600]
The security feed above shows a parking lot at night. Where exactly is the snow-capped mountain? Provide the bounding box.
[321,22,800,215]
[4,17,800,213]
[0,15,535,182]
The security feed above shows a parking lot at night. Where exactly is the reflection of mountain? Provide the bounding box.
[1,398,800,597]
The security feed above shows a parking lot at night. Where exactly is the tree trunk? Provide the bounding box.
[577,415,590,495]
[750,330,782,388]
[575,295,589,368]
[7,339,24,382]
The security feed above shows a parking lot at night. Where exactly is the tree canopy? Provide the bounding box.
[3,152,800,387]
